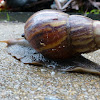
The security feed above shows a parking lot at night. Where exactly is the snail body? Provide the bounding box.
[24,10,100,60]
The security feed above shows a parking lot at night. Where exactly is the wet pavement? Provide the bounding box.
[0,12,100,22]
[0,12,33,22]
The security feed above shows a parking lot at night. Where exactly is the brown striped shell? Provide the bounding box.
[24,9,100,60]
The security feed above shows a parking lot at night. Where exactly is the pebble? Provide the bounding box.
[51,71,55,76]
[44,96,63,100]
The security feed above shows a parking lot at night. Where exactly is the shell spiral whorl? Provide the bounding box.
[24,9,100,60]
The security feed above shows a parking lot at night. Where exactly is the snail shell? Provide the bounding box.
[24,9,100,60]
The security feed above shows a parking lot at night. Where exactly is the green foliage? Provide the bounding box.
[7,13,10,21]
[86,9,100,14]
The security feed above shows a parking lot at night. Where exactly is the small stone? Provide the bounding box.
[41,69,47,72]
[51,71,55,76]
[44,96,63,100]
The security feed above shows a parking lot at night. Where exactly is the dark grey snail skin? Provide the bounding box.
[1,38,100,75]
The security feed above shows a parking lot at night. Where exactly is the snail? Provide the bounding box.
[1,9,100,75]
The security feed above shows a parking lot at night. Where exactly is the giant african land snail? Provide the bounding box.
[1,9,100,75]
